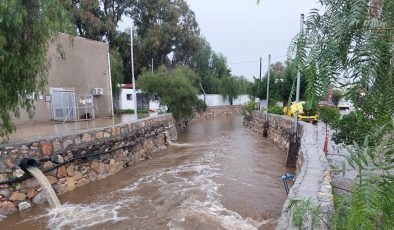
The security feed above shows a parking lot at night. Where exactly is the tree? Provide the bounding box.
[137,66,204,119]
[109,49,125,99]
[289,0,394,124]
[66,0,105,40]
[220,76,250,105]
[130,0,201,68]
[0,1,72,140]
[65,0,132,44]
[190,38,233,94]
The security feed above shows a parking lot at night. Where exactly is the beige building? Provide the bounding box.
[15,33,114,125]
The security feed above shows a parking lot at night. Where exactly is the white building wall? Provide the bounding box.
[198,94,251,106]
[119,88,142,110]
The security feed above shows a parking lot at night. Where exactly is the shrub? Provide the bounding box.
[194,99,207,113]
[240,100,257,115]
[115,109,148,114]
[268,105,283,115]
[317,107,340,126]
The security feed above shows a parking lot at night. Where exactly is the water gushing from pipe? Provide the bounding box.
[26,167,61,209]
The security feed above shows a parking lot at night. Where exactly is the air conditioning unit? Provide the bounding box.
[92,88,104,96]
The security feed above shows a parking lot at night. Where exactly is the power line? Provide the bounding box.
[228,55,288,65]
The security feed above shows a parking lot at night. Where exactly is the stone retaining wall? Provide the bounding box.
[175,105,242,132]
[193,105,241,121]
[245,112,333,230]
[0,114,177,217]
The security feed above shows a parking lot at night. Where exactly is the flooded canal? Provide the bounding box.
[2,116,292,230]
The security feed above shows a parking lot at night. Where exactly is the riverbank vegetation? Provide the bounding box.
[284,0,394,229]
[137,66,206,120]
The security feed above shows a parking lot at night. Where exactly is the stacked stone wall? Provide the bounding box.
[0,114,177,217]
[245,112,333,230]
[193,105,241,121]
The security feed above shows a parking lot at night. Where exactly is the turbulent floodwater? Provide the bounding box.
[2,116,292,230]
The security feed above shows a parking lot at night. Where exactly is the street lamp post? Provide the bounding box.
[130,23,137,119]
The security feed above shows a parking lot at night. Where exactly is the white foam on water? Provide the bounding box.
[47,203,127,229]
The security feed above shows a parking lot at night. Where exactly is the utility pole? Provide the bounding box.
[107,53,114,117]
[130,24,138,118]
[259,57,262,111]
[294,14,304,137]
[151,58,154,74]
[263,54,271,137]
[266,54,271,120]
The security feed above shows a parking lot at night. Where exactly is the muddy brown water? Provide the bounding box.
[1,116,293,230]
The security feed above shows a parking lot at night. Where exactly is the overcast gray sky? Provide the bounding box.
[121,0,320,81]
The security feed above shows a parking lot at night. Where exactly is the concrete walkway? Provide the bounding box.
[6,113,156,144]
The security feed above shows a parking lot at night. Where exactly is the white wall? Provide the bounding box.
[118,88,142,110]
[119,90,251,111]
[198,94,251,106]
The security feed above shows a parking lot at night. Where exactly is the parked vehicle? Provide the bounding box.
[282,101,318,123]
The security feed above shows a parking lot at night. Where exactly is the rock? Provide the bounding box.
[65,177,76,192]
[111,127,117,136]
[90,161,99,173]
[97,173,108,180]
[26,189,38,199]
[57,166,67,178]
[88,171,97,181]
[9,192,26,201]
[58,155,65,163]
[73,171,83,181]
[3,159,13,168]
[32,192,47,205]
[103,132,111,138]
[95,132,104,139]
[67,152,73,160]
[41,161,54,170]
[74,137,81,146]
[66,166,74,177]
[40,142,53,155]
[62,139,73,149]
[46,175,58,185]
[0,190,11,198]
[81,134,91,143]
[109,162,123,175]
[76,178,90,187]
[59,177,76,194]
[0,201,17,216]
[52,141,62,152]
[0,165,12,173]
[13,169,25,178]
[90,161,106,174]
[18,201,31,211]
[21,178,40,189]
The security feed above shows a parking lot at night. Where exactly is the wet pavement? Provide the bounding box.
[1,116,293,230]
[7,113,153,144]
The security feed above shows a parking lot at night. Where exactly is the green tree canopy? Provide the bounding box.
[137,66,204,119]
[130,0,201,68]
[0,0,72,140]
[110,48,125,99]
